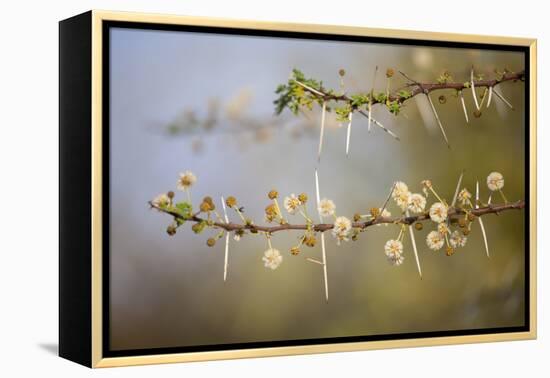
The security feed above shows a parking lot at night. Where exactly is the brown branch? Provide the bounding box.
[150,199,525,234]
[299,70,524,107]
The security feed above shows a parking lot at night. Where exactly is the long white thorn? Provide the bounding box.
[493,87,514,110]
[406,210,422,278]
[221,196,230,281]
[476,181,490,258]
[345,112,353,156]
[315,170,329,303]
[320,233,328,303]
[459,90,469,124]
[486,86,493,108]
[471,67,480,111]
[367,102,372,132]
[452,171,464,207]
[358,109,400,141]
[306,257,325,266]
[426,93,450,148]
[293,79,325,97]
[317,101,327,162]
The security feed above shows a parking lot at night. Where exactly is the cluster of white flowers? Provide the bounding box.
[318,198,336,217]
[392,181,411,211]
[408,193,427,213]
[487,171,504,191]
[450,230,468,248]
[262,248,283,270]
[429,202,448,223]
[426,230,445,250]
[152,193,170,208]
[283,194,301,214]
[391,181,426,214]
[332,216,352,244]
[384,239,405,266]
[177,170,197,190]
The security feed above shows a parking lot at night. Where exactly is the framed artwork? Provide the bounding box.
[59,10,537,368]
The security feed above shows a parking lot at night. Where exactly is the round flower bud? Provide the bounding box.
[338,68,346,77]
[304,235,317,247]
[200,201,211,212]
[446,246,455,256]
[353,213,361,222]
[298,193,308,204]
[225,196,237,208]
[370,207,380,218]
[462,229,471,236]
[438,95,447,104]
[474,110,482,118]
[415,222,423,231]
[467,213,476,221]
[386,68,394,78]
[166,225,176,236]
[458,218,467,228]
[268,190,278,200]
[167,191,175,199]
[206,238,216,247]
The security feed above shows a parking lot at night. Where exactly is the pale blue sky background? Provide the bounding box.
[109,27,526,351]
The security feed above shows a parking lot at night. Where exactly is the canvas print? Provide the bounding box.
[107,25,527,354]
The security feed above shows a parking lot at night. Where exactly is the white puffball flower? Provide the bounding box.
[332,216,352,244]
[152,193,170,208]
[384,239,404,265]
[429,202,448,223]
[408,193,427,213]
[283,194,301,214]
[458,188,472,206]
[392,181,411,211]
[487,172,504,191]
[450,231,468,248]
[318,198,336,217]
[262,248,283,270]
[387,252,405,266]
[177,170,197,190]
[426,230,445,250]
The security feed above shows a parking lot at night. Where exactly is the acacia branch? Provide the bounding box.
[150,199,525,234]
[296,70,524,107]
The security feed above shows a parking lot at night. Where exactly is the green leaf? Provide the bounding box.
[397,89,412,99]
[174,201,193,220]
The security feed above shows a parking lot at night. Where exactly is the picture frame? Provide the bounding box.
[59,10,537,368]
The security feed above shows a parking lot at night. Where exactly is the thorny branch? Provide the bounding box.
[285,70,524,109]
[150,200,525,234]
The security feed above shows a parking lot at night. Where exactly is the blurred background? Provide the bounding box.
[109,27,526,351]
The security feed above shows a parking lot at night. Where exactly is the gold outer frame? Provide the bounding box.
[90,10,537,368]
